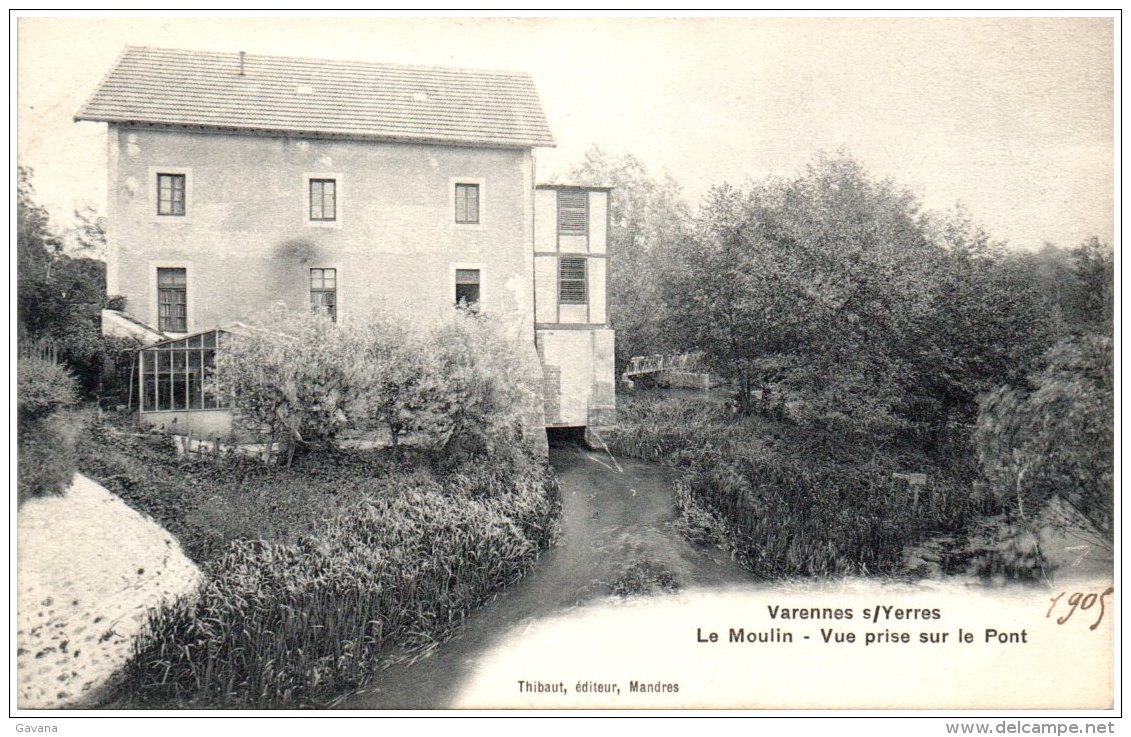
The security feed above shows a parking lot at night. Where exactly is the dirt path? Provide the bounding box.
[16,474,202,709]
[340,443,752,709]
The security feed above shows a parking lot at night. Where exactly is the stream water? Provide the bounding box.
[339,443,1113,711]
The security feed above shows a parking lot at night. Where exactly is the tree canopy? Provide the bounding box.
[659,153,1063,435]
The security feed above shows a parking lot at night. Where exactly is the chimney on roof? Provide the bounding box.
[239,51,246,76]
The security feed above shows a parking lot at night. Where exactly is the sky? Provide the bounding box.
[15,14,1117,251]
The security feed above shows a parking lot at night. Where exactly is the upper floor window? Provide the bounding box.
[454,183,480,224]
[157,267,187,332]
[157,173,186,216]
[558,191,587,235]
[455,269,480,312]
[559,257,587,304]
[310,268,337,322]
[309,179,336,221]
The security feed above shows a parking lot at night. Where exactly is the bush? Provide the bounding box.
[604,394,733,464]
[96,335,144,408]
[219,306,542,462]
[215,307,354,461]
[17,355,78,421]
[347,308,538,456]
[677,449,974,577]
[935,513,1049,581]
[424,310,541,457]
[18,409,86,503]
[974,335,1114,542]
[17,357,82,502]
[116,460,559,708]
[608,393,988,578]
[346,310,435,447]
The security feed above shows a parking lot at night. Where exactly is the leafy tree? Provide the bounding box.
[665,182,810,415]
[17,167,60,274]
[1011,242,1076,321]
[67,202,108,259]
[17,167,110,393]
[974,335,1114,542]
[1068,236,1114,334]
[566,146,692,370]
[909,214,1060,438]
[1008,237,1114,337]
[664,153,1061,440]
[667,154,941,428]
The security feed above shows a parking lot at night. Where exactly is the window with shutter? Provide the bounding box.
[558,257,587,304]
[558,190,588,235]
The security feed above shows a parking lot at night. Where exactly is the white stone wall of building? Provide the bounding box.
[109,126,533,336]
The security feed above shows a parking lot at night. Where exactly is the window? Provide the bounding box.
[310,268,337,321]
[558,190,587,235]
[157,173,186,216]
[157,268,187,332]
[559,257,587,304]
[454,183,480,224]
[140,331,226,412]
[455,269,480,311]
[309,179,336,221]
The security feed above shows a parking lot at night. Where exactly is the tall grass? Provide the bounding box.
[115,459,559,708]
[607,392,990,578]
[604,395,735,464]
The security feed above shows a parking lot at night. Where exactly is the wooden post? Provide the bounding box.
[129,351,139,411]
[893,472,928,512]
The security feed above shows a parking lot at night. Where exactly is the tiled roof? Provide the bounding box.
[75,46,555,148]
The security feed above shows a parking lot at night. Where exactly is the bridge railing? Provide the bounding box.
[624,351,703,377]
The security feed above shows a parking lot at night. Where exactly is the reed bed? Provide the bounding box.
[111,454,559,708]
[607,392,986,579]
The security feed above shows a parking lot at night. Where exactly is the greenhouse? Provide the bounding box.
[139,329,227,412]
[137,328,233,437]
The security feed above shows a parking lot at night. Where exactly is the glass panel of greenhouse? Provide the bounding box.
[139,329,228,412]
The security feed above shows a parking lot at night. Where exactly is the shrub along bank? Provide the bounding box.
[605,393,995,578]
[17,355,84,503]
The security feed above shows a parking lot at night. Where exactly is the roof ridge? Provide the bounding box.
[119,45,537,80]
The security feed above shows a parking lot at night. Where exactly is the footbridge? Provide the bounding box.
[621,352,710,389]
